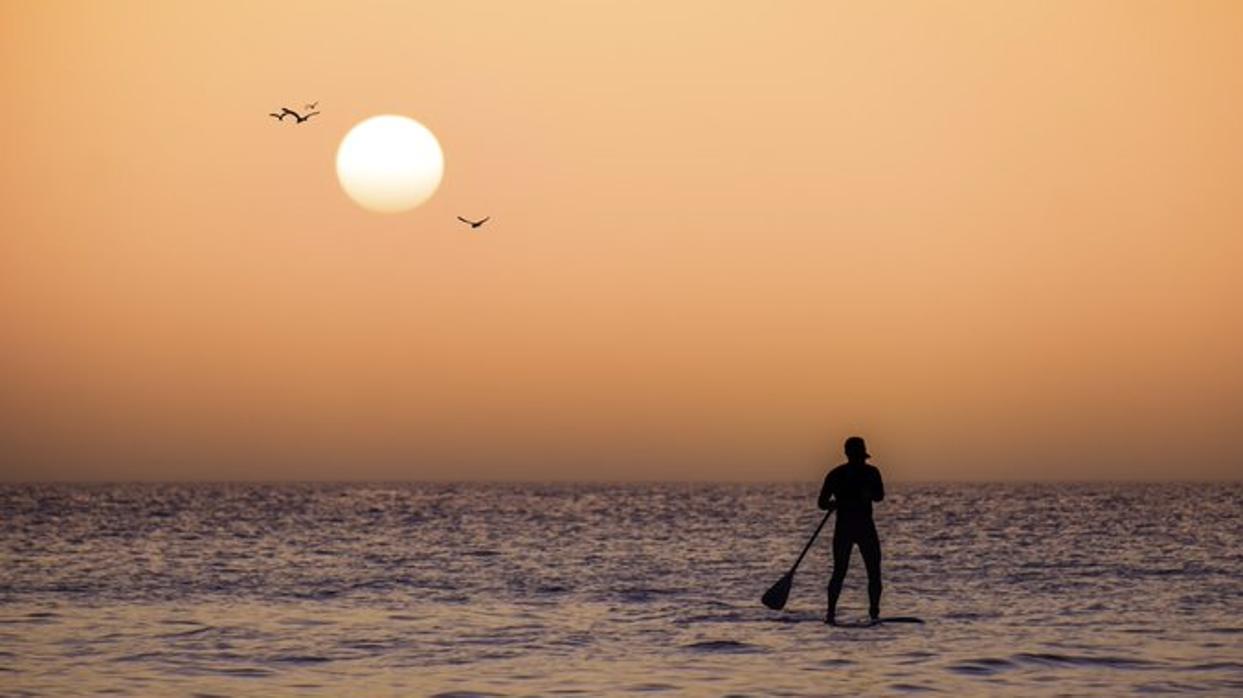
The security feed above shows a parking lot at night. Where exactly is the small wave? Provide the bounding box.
[1013,652,1161,669]
[158,625,213,639]
[206,666,273,678]
[1182,661,1243,671]
[115,652,164,662]
[946,657,1016,676]
[626,682,679,692]
[890,683,940,693]
[675,612,747,625]
[278,617,335,627]
[616,588,681,603]
[682,640,764,654]
[287,589,342,600]
[272,655,333,664]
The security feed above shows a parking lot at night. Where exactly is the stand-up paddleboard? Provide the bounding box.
[828,616,926,627]
[768,613,926,626]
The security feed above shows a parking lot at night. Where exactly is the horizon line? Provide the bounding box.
[1,477,1239,486]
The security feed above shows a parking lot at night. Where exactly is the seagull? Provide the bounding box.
[270,107,319,124]
[457,216,490,229]
[305,101,318,110]
[280,107,319,123]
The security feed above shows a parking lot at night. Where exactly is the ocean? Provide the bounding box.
[1,482,1240,696]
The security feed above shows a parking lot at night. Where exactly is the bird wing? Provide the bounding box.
[269,113,283,119]
[478,217,490,225]
[303,111,320,120]
[281,107,300,118]
[457,216,472,224]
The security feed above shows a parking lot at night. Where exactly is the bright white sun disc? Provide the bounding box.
[336,115,444,213]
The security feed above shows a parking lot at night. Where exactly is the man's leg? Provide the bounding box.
[825,533,852,624]
[860,528,882,621]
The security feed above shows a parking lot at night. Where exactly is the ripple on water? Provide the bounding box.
[270,655,334,665]
[946,657,1017,676]
[204,666,274,678]
[1,482,1239,696]
[158,625,212,638]
[615,587,681,603]
[682,640,765,654]
[626,682,679,692]
[1011,652,1162,670]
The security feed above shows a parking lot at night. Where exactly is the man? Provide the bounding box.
[818,436,885,625]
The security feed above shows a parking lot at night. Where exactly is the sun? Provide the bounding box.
[336,115,444,213]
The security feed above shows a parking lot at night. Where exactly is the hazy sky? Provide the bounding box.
[2,1,1241,481]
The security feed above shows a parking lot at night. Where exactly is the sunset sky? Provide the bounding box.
[2,1,1241,481]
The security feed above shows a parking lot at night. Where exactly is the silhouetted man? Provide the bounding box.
[818,436,884,625]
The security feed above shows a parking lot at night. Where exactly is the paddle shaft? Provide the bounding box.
[787,508,834,574]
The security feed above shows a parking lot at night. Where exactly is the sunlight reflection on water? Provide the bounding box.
[1,482,1240,695]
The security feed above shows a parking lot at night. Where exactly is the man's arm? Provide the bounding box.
[818,473,835,510]
[871,467,885,502]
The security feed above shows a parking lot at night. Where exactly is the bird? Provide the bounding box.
[305,101,318,110]
[281,107,319,123]
[269,107,319,124]
[457,216,490,229]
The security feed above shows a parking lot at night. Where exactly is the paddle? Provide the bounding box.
[761,507,834,610]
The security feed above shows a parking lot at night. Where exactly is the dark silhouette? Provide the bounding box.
[819,436,884,625]
[457,216,490,229]
[270,107,319,124]
[305,101,318,110]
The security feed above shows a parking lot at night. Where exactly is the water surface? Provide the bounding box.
[2,482,1240,695]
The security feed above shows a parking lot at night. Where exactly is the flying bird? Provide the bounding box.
[305,101,318,110]
[457,216,490,229]
[281,107,319,123]
[269,107,319,124]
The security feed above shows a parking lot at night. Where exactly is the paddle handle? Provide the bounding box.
[789,508,833,574]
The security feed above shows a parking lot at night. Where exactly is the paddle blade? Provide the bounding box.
[761,572,793,610]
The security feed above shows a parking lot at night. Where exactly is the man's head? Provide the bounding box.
[844,436,870,462]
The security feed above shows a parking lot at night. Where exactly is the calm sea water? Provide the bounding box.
[1,482,1240,696]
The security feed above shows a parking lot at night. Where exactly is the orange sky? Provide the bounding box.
[2,1,1241,481]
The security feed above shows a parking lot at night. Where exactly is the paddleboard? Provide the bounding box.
[829,616,925,627]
